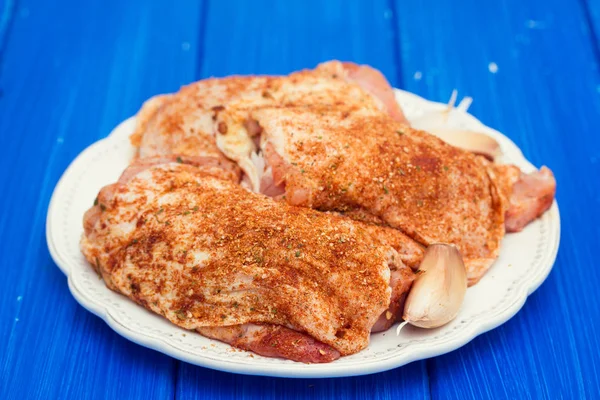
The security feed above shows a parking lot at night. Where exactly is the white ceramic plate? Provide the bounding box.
[46,90,560,378]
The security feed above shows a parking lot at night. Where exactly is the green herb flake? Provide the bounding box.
[193,206,199,212]
[99,204,106,212]
[175,309,187,320]
[93,197,98,206]
[383,185,389,194]
[295,251,301,258]
[396,130,404,136]
[183,210,190,216]
[443,166,449,171]
[220,314,227,319]
[398,169,405,176]
[176,156,183,163]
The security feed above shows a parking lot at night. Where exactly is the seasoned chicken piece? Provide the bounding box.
[81,162,415,362]
[492,164,556,232]
[253,107,555,285]
[197,324,341,363]
[128,61,555,287]
[371,261,415,332]
[129,76,276,182]
[314,60,407,124]
[130,61,406,190]
[117,155,240,184]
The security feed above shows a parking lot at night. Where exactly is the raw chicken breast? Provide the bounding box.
[254,107,555,285]
[81,161,416,361]
[130,61,406,190]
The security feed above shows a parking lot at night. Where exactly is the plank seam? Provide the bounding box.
[172,359,180,400]
[195,0,210,79]
[425,360,433,399]
[0,0,18,81]
[579,0,600,68]
[388,0,405,89]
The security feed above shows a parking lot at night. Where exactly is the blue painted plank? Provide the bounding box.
[0,0,205,398]
[584,0,600,61]
[177,1,430,399]
[1,0,596,398]
[0,0,16,68]
[394,0,600,398]
[198,0,401,85]
[177,361,429,400]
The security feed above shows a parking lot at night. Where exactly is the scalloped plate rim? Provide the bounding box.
[45,89,560,378]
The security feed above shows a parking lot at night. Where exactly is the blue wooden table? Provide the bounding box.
[1,0,599,398]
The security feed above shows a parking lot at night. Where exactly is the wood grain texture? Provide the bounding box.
[197,0,400,81]
[0,0,598,398]
[583,0,600,61]
[394,0,600,398]
[0,0,202,398]
[177,362,429,400]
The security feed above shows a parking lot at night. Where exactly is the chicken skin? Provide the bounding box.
[81,161,415,362]
[130,61,405,190]
[128,61,555,285]
[252,107,555,284]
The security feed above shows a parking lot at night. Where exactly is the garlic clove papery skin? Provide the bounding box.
[407,91,501,161]
[426,128,501,161]
[403,243,467,329]
[410,118,502,161]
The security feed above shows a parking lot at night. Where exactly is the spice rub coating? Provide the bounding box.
[129,61,404,191]
[81,162,413,356]
[255,108,507,284]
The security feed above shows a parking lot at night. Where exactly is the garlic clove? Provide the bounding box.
[407,91,501,161]
[402,243,467,329]
[426,128,501,161]
[410,117,500,160]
